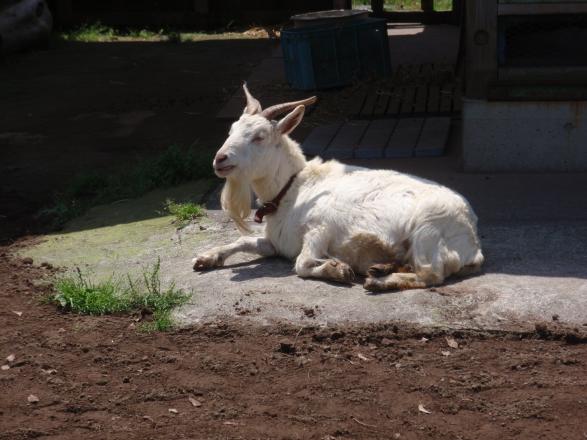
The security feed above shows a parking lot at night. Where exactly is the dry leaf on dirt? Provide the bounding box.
[27,394,40,403]
[188,397,202,407]
[168,408,178,414]
[441,351,451,357]
[418,403,431,414]
[223,421,240,426]
[1,365,9,371]
[12,311,23,317]
[357,353,370,361]
[420,337,429,343]
[445,337,459,349]
[6,354,15,363]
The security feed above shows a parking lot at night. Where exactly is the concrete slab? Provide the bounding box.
[463,99,587,172]
[174,217,587,331]
[18,175,587,332]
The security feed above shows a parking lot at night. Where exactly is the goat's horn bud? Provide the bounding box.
[261,96,317,120]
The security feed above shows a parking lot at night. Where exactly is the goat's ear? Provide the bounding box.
[243,82,262,115]
[277,105,305,135]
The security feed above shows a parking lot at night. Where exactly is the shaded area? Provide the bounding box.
[0,36,275,242]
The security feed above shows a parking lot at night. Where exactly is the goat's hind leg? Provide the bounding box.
[294,229,355,284]
[364,271,430,292]
[192,236,276,271]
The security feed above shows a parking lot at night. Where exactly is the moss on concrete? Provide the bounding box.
[20,180,216,279]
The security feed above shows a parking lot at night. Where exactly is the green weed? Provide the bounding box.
[52,259,190,331]
[39,145,215,228]
[165,200,206,227]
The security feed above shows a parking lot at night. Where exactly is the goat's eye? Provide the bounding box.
[252,135,264,143]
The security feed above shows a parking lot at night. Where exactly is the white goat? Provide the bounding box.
[192,84,484,291]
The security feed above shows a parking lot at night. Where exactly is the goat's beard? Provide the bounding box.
[221,176,252,234]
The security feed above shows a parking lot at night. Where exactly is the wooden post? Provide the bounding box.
[371,0,384,17]
[421,0,434,13]
[332,0,347,9]
[464,0,498,99]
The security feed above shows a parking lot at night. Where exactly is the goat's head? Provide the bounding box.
[212,83,317,180]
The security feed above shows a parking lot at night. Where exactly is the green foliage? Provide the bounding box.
[165,200,206,227]
[60,22,164,42]
[57,23,261,43]
[39,145,215,228]
[52,259,190,332]
[352,0,453,11]
[60,22,117,42]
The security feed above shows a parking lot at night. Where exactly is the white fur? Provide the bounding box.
[193,90,484,291]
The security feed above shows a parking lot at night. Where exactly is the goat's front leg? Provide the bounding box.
[294,228,355,284]
[192,236,276,271]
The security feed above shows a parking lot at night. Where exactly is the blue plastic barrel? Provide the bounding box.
[281,17,391,90]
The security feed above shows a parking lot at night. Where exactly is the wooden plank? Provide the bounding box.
[391,64,403,83]
[421,63,434,81]
[302,122,342,156]
[415,117,451,157]
[498,4,587,15]
[355,119,398,159]
[385,118,424,158]
[386,87,402,116]
[413,85,428,114]
[400,86,416,115]
[439,84,453,113]
[348,92,367,117]
[324,120,369,159]
[499,66,587,83]
[372,93,390,117]
[464,0,498,99]
[427,84,440,113]
[360,93,378,118]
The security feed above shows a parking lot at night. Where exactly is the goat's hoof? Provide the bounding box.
[192,254,223,271]
[332,261,355,284]
[363,277,393,292]
[367,263,397,278]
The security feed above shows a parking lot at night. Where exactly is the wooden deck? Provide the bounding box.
[351,64,462,119]
[218,60,457,160]
[302,116,451,159]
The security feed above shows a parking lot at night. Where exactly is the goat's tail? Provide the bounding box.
[221,177,252,234]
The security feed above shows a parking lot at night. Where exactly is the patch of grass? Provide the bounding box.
[59,22,165,42]
[60,22,117,42]
[39,145,215,228]
[353,0,453,11]
[165,200,206,227]
[57,22,271,43]
[51,259,190,332]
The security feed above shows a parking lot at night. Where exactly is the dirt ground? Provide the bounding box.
[2,37,587,440]
[1,252,587,440]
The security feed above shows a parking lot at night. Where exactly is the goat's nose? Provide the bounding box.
[215,153,228,164]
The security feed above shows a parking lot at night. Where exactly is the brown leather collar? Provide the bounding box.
[254,173,298,223]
